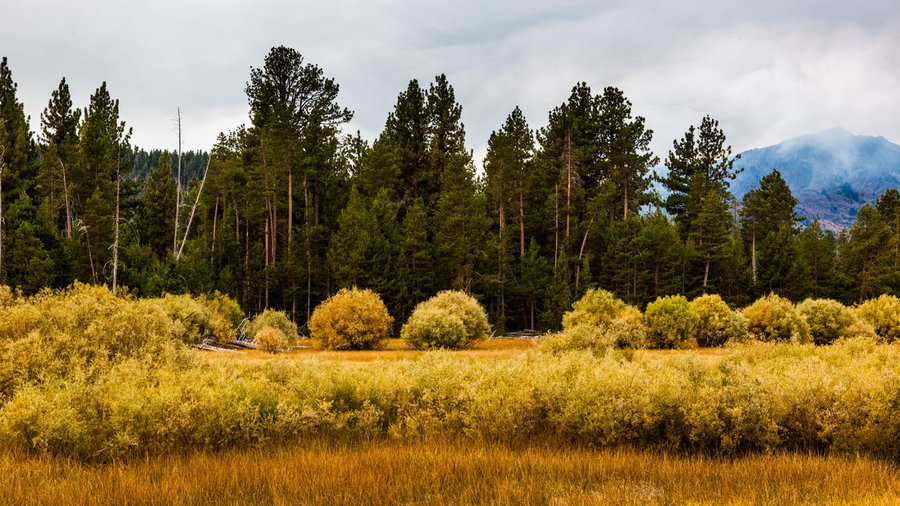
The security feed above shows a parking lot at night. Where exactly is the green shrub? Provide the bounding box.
[690,294,748,347]
[644,295,698,349]
[308,288,392,350]
[742,294,810,343]
[798,299,875,345]
[401,307,468,350]
[246,309,299,342]
[412,291,489,346]
[856,295,900,343]
[254,326,289,353]
[562,289,627,330]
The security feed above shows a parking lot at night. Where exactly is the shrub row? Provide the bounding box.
[0,339,896,461]
[548,289,897,353]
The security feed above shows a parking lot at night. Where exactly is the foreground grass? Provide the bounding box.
[204,338,731,364]
[1,441,896,505]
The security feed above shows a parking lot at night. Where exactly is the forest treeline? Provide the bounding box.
[1,48,898,331]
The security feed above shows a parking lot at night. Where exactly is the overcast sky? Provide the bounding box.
[3,0,899,167]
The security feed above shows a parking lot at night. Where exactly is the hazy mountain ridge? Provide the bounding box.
[731,128,900,231]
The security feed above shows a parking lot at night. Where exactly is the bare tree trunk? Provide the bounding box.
[112,149,121,295]
[623,183,629,220]
[554,183,559,267]
[574,215,596,289]
[59,157,72,239]
[751,227,757,283]
[287,172,293,251]
[518,189,525,259]
[173,108,182,257]
[703,260,710,292]
[565,132,572,240]
[211,194,219,251]
[264,218,270,308]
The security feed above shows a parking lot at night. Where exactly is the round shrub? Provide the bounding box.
[152,294,229,343]
[254,326,289,353]
[201,291,244,328]
[247,309,299,342]
[644,295,698,349]
[798,298,874,345]
[741,293,810,343]
[562,289,627,330]
[856,295,900,343]
[690,294,748,347]
[414,291,490,345]
[401,307,468,350]
[308,288,392,350]
[604,305,649,349]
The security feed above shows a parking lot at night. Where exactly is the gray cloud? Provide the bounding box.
[3,0,898,165]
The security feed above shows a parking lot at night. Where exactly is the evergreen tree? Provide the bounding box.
[4,192,54,293]
[691,189,733,293]
[741,169,800,293]
[795,220,837,299]
[840,205,892,303]
[662,115,739,237]
[138,152,177,259]
[39,77,81,239]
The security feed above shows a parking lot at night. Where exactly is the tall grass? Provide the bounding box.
[0,441,896,505]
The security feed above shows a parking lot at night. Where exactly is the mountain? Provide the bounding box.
[730,128,900,231]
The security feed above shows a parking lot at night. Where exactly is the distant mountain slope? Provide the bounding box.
[731,128,900,231]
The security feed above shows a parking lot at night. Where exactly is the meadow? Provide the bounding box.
[0,284,898,503]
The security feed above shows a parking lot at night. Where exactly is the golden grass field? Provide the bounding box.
[2,441,896,505]
[204,338,731,365]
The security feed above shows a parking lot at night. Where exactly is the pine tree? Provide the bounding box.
[4,192,54,293]
[840,205,892,303]
[40,77,81,239]
[741,169,800,293]
[795,220,837,299]
[662,115,739,237]
[139,152,177,259]
[691,189,733,292]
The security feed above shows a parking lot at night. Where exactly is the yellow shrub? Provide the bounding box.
[151,293,233,343]
[691,294,748,347]
[605,305,649,349]
[562,289,627,330]
[536,324,615,355]
[645,295,698,349]
[254,326,289,353]
[742,293,810,343]
[308,288,392,350]
[401,307,467,349]
[798,299,875,345]
[855,295,900,343]
[415,291,490,344]
[246,309,299,342]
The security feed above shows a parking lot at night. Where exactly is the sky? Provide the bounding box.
[3,0,899,168]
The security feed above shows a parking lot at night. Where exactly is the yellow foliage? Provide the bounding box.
[741,293,810,343]
[308,287,392,350]
[246,309,299,342]
[691,294,748,347]
[401,307,467,349]
[855,294,900,343]
[254,326,289,353]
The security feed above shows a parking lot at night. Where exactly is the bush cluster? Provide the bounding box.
[402,291,489,349]
[691,294,747,347]
[856,295,900,343]
[246,309,299,343]
[797,299,876,345]
[741,293,810,343]
[644,295,698,349]
[254,327,289,353]
[309,288,392,350]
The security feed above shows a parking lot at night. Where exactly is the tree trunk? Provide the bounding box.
[751,226,757,283]
[211,194,219,251]
[59,158,72,239]
[518,189,525,259]
[287,171,293,252]
[703,259,710,292]
[565,132,572,240]
[112,161,120,295]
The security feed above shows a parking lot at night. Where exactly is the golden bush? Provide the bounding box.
[401,307,468,350]
[855,295,900,343]
[246,309,299,342]
[644,295,698,349]
[414,291,490,344]
[798,299,875,345]
[308,288,392,350]
[691,294,748,347]
[562,289,627,330]
[254,326,289,353]
[742,294,810,343]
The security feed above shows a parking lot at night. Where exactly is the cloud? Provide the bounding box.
[1,0,898,162]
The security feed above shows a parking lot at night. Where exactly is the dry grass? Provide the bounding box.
[1,440,896,505]
[205,337,535,364]
[205,338,732,365]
